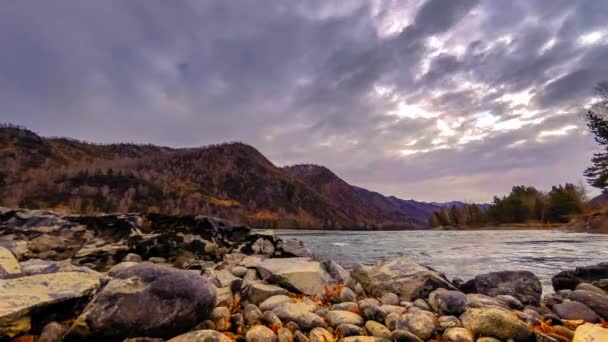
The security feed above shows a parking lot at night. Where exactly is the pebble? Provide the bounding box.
[309,327,334,342]
[442,327,473,342]
[396,310,436,340]
[380,292,400,306]
[326,310,364,327]
[38,322,65,342]
[277,328,293,342]
[365,320,391,338]
[340,287,358,302]
[336,323,365,338]
[390,330,423,342]
[246,325,277,342]
[231,266,248,277]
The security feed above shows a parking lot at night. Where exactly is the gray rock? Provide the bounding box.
[257,257,333,295]
[277,328,293,342]
[246,282,289,304]
[216,286,233,307]
[259,295,295,311]
[460,270,542,306]
[476,338,501,342]
[553,300,599,322]
[336,323,365,338]
[167,329,231,342]
[309,327,334,342]
[552,262,608,291]
[460,307,531,341]
[379,305,405,315]
[107,261,139,276]
[246,325,277,342]
[332,302,359,312]
[543,293,565,308]
[281,239,314,258]
[240,256,265,268]
[437,316,461,330]
[576,282,607,295]
[428,288,467,316]
[211,307,231,331]
[339,337,391,342]
[593,279,608,291]
[365,320,391,338]
[251,238,275,256]
[569,290,608,319]
[385,312,399,331]
[396,310,436,340]
[262,311,282,327]
[359,301,386,322]
[495,295,524,310]
[413,299,432,311]
[148,257,166,264]
[0,247,21,278]
[0,270,103,337]
[464,293,506,309]
[294,330,309,342]
[323,260,351,284]
[38,322,65,342]
[244,304,264,326]
[67,263,216,339]
[340,287,358,303]
[231,266,248,277]
[122,253,143,263]
[351,258,455,301]
[272,303,326,330]
[389,330,424,342]
[327,310,364,327]
[380,293,399,306]
[443,327,473,342]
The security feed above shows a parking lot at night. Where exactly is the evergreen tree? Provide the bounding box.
[584,82,608,192]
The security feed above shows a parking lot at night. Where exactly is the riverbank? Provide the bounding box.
[1,208,607,341]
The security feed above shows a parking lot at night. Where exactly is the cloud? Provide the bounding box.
[0,0,604,202]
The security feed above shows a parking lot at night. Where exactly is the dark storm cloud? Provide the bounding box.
[0,0,605,201]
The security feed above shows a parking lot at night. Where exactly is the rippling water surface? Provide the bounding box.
[273,229,608,292]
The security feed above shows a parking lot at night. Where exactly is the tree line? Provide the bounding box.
[428,183,586,228]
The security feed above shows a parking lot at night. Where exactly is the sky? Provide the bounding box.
[1,1,607,202]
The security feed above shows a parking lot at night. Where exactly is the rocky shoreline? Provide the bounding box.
[1,209,607,341]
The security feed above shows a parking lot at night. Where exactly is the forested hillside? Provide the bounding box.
[0,125,437,229]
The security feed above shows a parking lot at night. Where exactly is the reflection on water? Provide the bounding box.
[272,229,608,292]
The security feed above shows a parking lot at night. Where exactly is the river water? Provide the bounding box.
[273,229,608,292]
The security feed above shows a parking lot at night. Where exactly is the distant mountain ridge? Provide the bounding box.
[0,125,441,229]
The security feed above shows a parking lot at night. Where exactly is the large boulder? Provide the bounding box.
[67,263,216,340]
[460,308,531,342]
[351,258,455,301]
[552,262,608,291]
[569,290,608,320]
[279,239,314,258]
[573,323,608,342]
[552,301,599,322]
[0,271,103,337]
[257,257,333,295]
[460,270,542,306]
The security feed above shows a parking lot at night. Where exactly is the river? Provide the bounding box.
[273,229,608,292]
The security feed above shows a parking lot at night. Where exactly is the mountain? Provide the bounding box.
[430,201,491,210]
[0,125,437,229]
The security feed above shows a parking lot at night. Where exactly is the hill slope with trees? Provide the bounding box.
[0,124,439,229]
